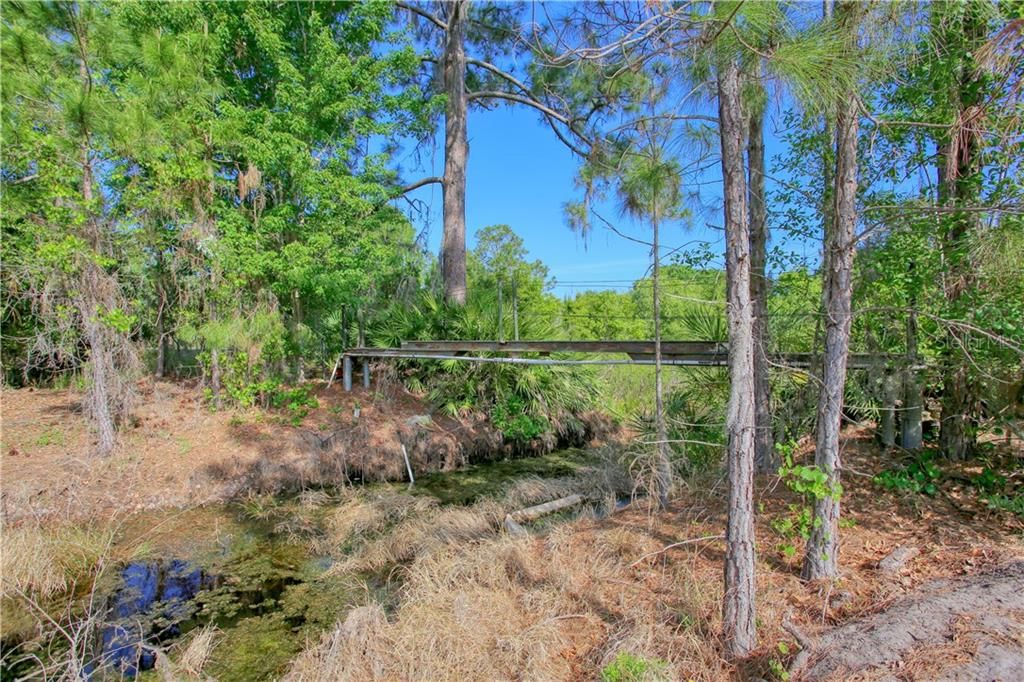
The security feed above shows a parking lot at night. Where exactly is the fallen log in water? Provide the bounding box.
[503,494,584,536]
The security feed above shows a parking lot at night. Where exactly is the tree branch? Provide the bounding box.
[468,90,571,125]
[539,113,591,158]
[467,58,533,96]
[396,176,445,195]
[467,88,594,156]
[395,1,447,30]
[630,534,724,567]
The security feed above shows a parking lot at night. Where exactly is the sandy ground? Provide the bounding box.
[539,430,1024,679]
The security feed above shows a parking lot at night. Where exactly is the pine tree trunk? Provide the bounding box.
[748,107,774,474]
[880,369,897,447]
[155,272,167,379]
[83,310,117,455]
[155,315,166,379]
[78,46,118,456]
[292,289,305,382]
[936,149,976,459]
[441,0,468,305]
[210,347,222,408]
[901,302,923,449]
[652,211,672,507]
[718,59,757,660]
[803,3,861,579]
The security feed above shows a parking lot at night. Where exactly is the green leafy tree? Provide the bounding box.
[2,1,139,454]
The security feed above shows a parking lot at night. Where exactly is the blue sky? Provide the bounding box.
[395,99,818,297]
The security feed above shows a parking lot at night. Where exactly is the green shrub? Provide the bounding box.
[771,441,842,558]
[972,467,1007,493]
[491,394,549,443]
[874,452,942,496]
[600,652,668,682]
[268,384,319,422]
[369,291,598,443]
[983,493,1024,517]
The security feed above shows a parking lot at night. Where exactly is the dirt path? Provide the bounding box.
[793,560,1024,680]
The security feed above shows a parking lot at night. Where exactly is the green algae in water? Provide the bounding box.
[205,613,301,682]
[279,573,361,638]
[411,448,598,505]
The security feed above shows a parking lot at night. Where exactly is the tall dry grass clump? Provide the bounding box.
[0,523,113,600]
[326,490,439,549]
[288,510,734,681]
[1,522,118,680]
[330,498,503,574]
[174,624,221,677]
[500,475,581,510]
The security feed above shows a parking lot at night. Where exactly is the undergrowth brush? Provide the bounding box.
[369,292,602,447]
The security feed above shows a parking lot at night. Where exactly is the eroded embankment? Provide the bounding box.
[791,560,1024,680]
[0,380,621,522]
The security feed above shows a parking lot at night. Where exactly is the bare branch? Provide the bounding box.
[630,534,725,567]
[396,176,444,195]
[467,58,533,96]
[467,90,571,124]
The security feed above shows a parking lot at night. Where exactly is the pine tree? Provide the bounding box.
[2,1,137,454]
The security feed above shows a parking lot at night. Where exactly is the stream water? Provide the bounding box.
[7,448,603,680]
[91,560,211,675]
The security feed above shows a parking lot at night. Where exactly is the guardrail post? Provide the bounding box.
[880,368,897,447]
[901,366,923,450]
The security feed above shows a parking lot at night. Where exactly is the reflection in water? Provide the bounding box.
[94,560,209,676]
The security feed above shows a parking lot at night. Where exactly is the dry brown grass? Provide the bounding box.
[323,460,634,577]
[285,605,390,681]
[326,490,439,548]
[332,500,503,575]
[289,505,736,681]
[284,453,743,680]
[286,429,1024,681]
[174,624,220,677]
[501,475,581,510]
[0,523,114,600]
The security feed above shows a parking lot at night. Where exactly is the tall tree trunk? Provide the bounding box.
[199,137,222,407]
[83,296,117,454]
[441,0,468,305]
[155,311,166,379]
[937,4,984,460]
[210,347,222,408]
[292,289,305,382]
[652,210,672,507]
[748,105,774,473]
[718,59,757,660]
[77,41,119,456]
[803,1,861,581]
[154,264,167,379]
